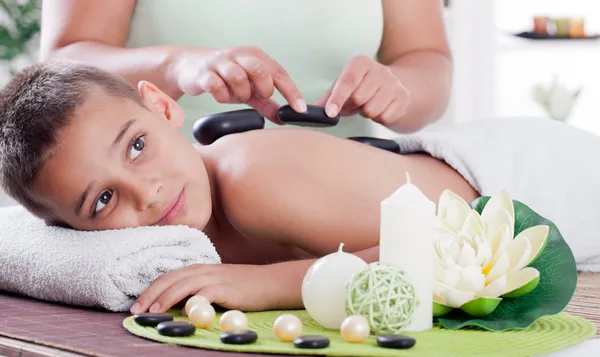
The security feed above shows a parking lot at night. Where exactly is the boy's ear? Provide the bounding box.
[137,81,184,128]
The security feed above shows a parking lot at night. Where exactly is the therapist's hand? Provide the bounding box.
[168,46,307,123]
[314,55,410,127]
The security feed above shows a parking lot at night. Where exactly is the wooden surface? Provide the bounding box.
[0,272,598,357]
[564,272,600,336]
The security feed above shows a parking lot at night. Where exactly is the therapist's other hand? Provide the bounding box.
[314,55,410,126]
[168,46,307,123]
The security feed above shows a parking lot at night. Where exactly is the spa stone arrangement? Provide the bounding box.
[123,106,589,356]
[130,173,429,350]
[125,172,581,355]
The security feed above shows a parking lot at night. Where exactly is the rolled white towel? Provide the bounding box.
[0,205,221,311]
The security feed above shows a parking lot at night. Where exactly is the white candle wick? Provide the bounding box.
[405,172,411,185]
[338,242,345,252]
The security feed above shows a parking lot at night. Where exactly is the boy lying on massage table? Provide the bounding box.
[0,61,592,317]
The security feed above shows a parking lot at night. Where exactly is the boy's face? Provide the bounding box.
[34,82,213,231]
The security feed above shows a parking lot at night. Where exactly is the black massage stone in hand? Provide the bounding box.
[156,321,196,337]
[193,109,265,145]
[133,313,173,327]
[348,136,400,153]
[277,105,339,127]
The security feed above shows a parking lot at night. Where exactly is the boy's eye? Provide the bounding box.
[129,136,145,160]
[94,190,113,215]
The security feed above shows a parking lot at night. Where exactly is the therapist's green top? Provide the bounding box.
[126,0,385,142]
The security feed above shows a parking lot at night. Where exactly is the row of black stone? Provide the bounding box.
[134,312,415,349]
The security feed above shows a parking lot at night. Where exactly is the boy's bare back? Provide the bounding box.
[198,127,479,265]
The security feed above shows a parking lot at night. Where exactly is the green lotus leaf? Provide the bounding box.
[433,196,578,331]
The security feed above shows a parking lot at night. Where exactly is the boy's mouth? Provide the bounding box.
[155,188,185,225]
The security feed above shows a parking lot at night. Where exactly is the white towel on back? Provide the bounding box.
[0,205,221,311]
[394,117,600,272]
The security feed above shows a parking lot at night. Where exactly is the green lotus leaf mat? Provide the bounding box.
[123,309,596,357]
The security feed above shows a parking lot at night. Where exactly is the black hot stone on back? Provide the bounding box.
[133,313,173,327]
[277,105,339,127]
[348,136,400,153]
[376,334,416,349]
[156,321,196,337]
[193,109,265,145]
[220,329,258,344]
[293,335,330,349]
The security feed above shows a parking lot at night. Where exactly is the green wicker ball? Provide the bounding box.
[345,262,419,334]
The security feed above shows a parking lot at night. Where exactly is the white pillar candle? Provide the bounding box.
[379,172,434,332]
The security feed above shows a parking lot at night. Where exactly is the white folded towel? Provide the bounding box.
[0,205,221,311]
[394,117,600,272]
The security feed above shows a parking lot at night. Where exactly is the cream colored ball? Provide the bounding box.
[219,310,248,331]
[273,314,303,342]
[340,315,370,343]
[184,295,210,316]
[189,303,216,328]
[301,243,368,329]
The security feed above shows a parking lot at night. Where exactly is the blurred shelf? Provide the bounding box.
[496,32,600,52]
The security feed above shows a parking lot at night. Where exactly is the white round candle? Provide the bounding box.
[379,172,434,332]
[301,243,368,330]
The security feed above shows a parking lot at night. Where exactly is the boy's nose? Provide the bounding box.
[130,178,163,211]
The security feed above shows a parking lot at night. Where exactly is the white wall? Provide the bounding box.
[493,0,600,134]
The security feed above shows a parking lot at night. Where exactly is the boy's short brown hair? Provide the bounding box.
[0,60,142,220]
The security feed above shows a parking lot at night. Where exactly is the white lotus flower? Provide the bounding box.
[433,190,550,317]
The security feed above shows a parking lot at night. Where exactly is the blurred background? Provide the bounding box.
[2,0,599,205]
[1,0,599,134]
[443,0,600,137]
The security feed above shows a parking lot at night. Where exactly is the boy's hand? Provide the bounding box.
[129,264,281,314]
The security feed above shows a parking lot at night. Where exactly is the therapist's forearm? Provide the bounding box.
[385,50,453,133]
[44,41,203,100]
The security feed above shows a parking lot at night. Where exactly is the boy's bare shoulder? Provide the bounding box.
[203,128,327,242]
[209,128,339,174]
[206,126,402,191]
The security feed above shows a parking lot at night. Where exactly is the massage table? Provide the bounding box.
[2,110,599,355]
[0,272,598,357]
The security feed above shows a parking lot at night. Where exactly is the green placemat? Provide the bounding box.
[123,310,596,357]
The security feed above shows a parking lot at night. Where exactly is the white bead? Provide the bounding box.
[184,295,210,316]
[189,303,216,328]
[219,310,248,331]
[273,314,303,342]
[340,315,370,343]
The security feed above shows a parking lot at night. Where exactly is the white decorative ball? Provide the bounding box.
[301,243,368,329]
